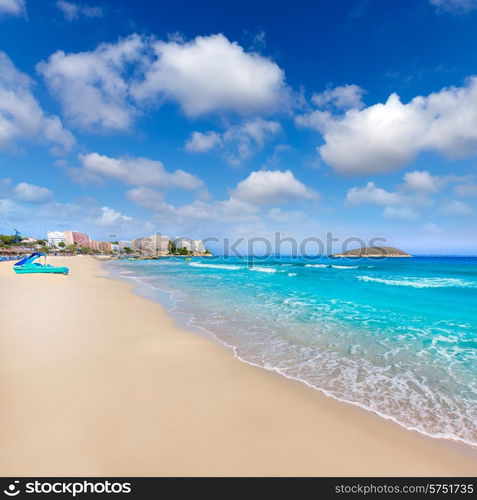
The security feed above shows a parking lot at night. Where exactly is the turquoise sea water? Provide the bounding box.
[107,256,477,446]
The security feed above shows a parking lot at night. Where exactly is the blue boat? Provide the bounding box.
[13,252,69,275]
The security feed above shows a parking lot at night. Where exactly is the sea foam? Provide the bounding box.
[189,262,241,270]
[358,275,477,288]
[249,266,278,273]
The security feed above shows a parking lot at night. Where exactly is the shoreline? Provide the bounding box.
[107,261,477,449]
[1,256,477,476]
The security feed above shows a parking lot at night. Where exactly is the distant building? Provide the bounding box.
[47,231,66,248]
[193,240,205,253]
[118,240,133,250]
[21,237,37,245]
[173,237,193,252]
[132,237,146,253]
[155,234,170,255]
[174,237,206,254]
[134,233,170,256]
[100,241,112,252]
[90,240,101,251]
[90,240,112,252]
[64,231,90,248]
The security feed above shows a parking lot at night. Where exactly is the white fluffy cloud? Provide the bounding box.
[429,0,477,13]
[78,152,204,190]
[128,170,316,214]
[13,182,53,203]
[94,206,132,226]
[232,169,317,205]
[1,178,53,203]
[402,170,442,193]
[0,0,25,17]
[222,119,281,165]
[126,187,259,228]
[38,34,289,131]
[185,118,281,165]
[128,188,214,221]
[127,169,317,236]
[0,52,74,152]
[346,182,401,207]
[37,35,144,131]
[345,170,475,220]
[311,84,364,110]
[131,34,288,117]
[346,172,444,211]
[298,78,477,175]
[185,131,222,153]
[56,1,104,21]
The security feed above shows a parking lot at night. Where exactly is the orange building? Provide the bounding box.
[89,240,112,252]
[89,240,101,251]
[100,242,112,252]
[64,231,90,248]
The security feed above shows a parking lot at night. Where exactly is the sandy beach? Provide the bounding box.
[0,256,476,476]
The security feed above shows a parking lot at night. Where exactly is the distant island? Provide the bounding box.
[331,246,411,258]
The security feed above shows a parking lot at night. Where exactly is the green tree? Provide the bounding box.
[58,242,66,248]
[123,247,133,254]
[0,234,16,246]
[78,246,94,254]
[168,240,177,254]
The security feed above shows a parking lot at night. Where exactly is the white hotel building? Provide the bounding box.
[174,237,205,253]
[47,231,66,248]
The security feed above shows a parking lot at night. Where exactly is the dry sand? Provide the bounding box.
[1,256,476,476]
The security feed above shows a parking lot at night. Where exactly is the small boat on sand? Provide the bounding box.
[13,252,69,275]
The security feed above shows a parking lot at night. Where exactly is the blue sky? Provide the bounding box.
[1,0,477,254]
